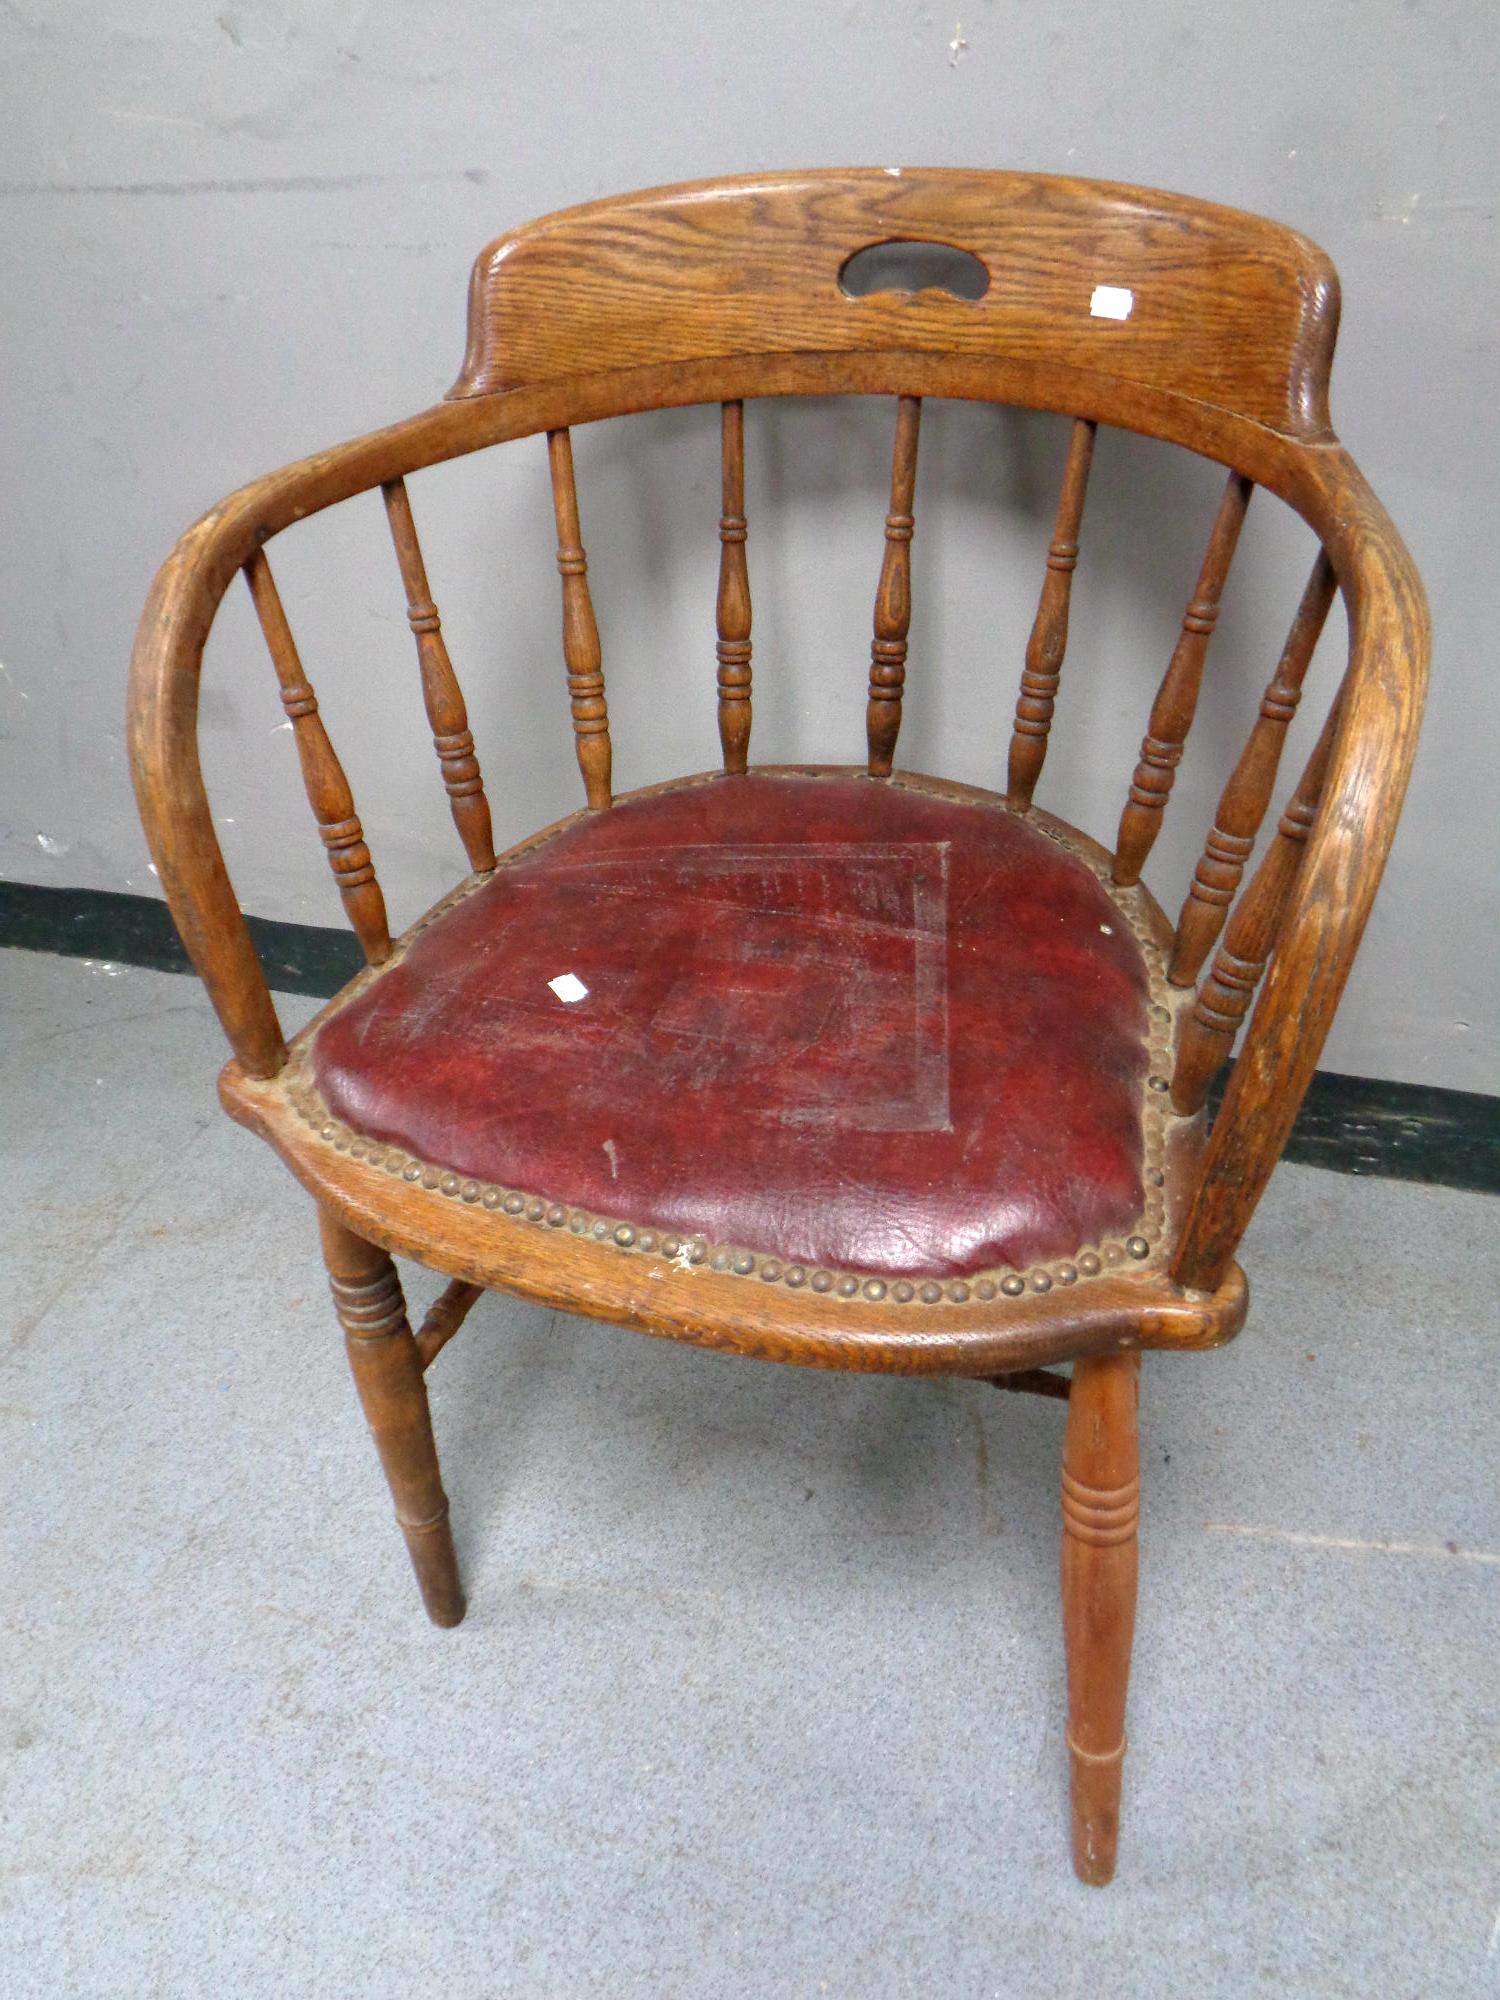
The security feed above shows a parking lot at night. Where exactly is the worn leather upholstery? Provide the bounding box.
[312,773,1152,1276]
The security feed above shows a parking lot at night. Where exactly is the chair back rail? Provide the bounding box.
[867,395,922,775]
[381,477,496,873]
[1113,471,1254,886]
[243,548,391,966]
[452,170,1340,442]
[1169,550,1338,986]
[1006,416,1096,811]
[715,399,753,772]
[546,428,613,809]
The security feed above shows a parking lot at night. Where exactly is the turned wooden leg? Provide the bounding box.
[319,1206,465,1627]
[1060,1352,1140,1885]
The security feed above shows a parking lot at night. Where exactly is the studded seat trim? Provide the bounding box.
[281,771,1184,1305]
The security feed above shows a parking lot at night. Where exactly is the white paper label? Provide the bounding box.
[1090,284,1134,321]
[548,972,589,1004]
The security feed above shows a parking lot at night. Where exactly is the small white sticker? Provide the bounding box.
[548,972,589,1004]
[1090,284,1134,321]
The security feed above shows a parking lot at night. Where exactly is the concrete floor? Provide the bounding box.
[2,945,1497,1998]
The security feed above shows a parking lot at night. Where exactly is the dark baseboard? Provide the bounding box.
[4,878,1495,1196]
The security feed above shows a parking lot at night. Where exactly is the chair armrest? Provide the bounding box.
[1172,449,1430,1290]
[128,498,289,1076]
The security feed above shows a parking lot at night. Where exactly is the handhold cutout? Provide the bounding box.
[839,239,990,302]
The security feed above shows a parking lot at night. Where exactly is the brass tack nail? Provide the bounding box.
[1055,1263,1077,1285]
[811,1270,833,1294]
[949,1282,970,1303]
[441,1174,462,1197]
[975,1279,997,1301]
[837,1275,859,1298]
[421,1167,441,1189]
[591,1219,609,1238]
[920,1281,943,1304]
[403,1163,422,1183]
[732,1251,755,1276]
[661,1235,681,1258]
[784,1265,806,1288]
[892,1281,915,1303]
[504,1192,525,1215]
[1127,1235,1150,1259]
[1001,1275,1025,1297]
[385,1154,405,1175]
[688,1241,708,1265]
[1031,1272,1053,1294]
[334,1131,351,1152]
[570,1211,588,1233]
[526,1198,545,1221]
[321,1123,337,1141]
[1079,1252,1102,1276]
[482,1188,503,1209]
[348,1140,366,1160]
[1147,1168,1165,1186]
[615,1225,636,1247]
[760,1260,782,1282]
[711,1248,733,1271]
[1149,1076,1169,1093]
[863,1279,887,1301]
[461,1180,481,1203]
[638,1231,658,1254]
[546,1203,566,1226]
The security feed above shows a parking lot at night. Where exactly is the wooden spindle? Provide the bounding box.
[381,477,496,874]
[716,400,753,773]
[244,548,390,965]
[546,428,611,809]
[1169,551,1337,986]
[1171,691,1343,1114]
[866,395,922,776]
[1007,417,1096,810]
[1113,472,1254,885]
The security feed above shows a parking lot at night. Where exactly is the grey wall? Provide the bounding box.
[2,0,1495,1092]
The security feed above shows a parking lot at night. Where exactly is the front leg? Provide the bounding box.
[319,1205,465,1627]
[1060,1352,1140,1884]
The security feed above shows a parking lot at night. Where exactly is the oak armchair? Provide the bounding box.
[128,170,1428,1884]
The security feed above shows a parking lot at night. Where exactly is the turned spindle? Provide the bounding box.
[866,395,922,776]
[716,400,753,773]
[1114,472,1254,885]
[1169,551,1337,986]
[1008,417,1097,810]
[546,429,612,809]
[1171,692,1343,1114]
[381,477,496,874]
[244,548,390,965]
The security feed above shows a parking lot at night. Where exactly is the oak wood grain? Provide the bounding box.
[453,171,1340,440]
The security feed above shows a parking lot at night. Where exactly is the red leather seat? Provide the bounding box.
[311,771,1163,1279]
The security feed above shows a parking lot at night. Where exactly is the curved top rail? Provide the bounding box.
[451,169,1340,439]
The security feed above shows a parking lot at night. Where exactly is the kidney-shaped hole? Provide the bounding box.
[839,239,990,302]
